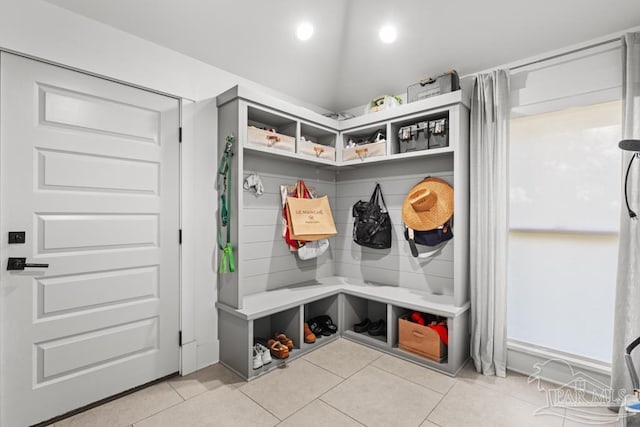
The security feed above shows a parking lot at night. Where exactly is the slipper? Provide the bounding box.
[314,315,338,334]
[308,319,331,336]
[274,333,294,350]
[267,339,290,359]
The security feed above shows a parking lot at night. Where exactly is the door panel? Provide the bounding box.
[37,149,160,194]
[40,84,161,142]
[39,266,159,316]
[37,214,159,251]
[0,53,180,426]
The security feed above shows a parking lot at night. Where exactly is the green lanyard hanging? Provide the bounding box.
[218,135,235,273]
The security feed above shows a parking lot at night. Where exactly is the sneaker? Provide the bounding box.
[256,343,272,365]
[252,345,263,369]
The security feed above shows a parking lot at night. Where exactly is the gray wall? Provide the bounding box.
[334,157,455,296]
[240,153,336,295]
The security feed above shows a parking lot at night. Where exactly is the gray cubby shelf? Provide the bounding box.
[216,85,471,380]
[342,293,388,343]
[216,277,470,378]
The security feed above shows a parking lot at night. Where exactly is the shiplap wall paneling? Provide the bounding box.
[241,153,337,296]
[335,164,455,295]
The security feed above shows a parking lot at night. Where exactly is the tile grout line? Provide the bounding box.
[417,376,457,426]
[370,358,454,396]
[165,381,187,401]
[457,375,556,409]
[366,361,452,398]
[237,386,285,423]
[458,361,563,409]
[319,399,368,427]
[127,384,191,426]
[309,348,388,426]
[135,394,190,424]
[237,352,352,422]
[274,389,365,427]
[302,350,385,380]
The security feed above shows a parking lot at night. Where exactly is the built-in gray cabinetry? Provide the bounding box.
[216,86,470,380]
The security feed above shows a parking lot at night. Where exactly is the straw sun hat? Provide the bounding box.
[402,177,454,231]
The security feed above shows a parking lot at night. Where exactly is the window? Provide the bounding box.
[507,101,621,362]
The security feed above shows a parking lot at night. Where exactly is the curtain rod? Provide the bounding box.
[509,37,621,72]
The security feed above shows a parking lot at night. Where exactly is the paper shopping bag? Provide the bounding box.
[286,195,337,241]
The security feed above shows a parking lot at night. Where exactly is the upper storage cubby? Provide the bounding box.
[216,85,468,170]
[340,123,389,164]
[299,122,337,162]
[389,110,451,157]
[247,105,296,154]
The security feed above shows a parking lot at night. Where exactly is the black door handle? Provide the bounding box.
[7,257,49,271]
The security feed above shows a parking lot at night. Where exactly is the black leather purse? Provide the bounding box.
[352,184,392,249]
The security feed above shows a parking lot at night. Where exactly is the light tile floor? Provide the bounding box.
[50,339,621,427]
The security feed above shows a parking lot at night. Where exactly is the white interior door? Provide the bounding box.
[0,53,180,426]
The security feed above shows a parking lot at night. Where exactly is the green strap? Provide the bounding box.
[218,136,235,273]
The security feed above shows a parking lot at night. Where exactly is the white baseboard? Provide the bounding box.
[507,339,611,390]
[180,341,198,375]
[196,339,220,371]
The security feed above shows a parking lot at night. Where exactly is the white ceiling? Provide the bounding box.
[45,0,640,112]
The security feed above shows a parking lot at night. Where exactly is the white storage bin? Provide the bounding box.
[298,139,336,161]
[247,126,295,153]
[343,140,386,161]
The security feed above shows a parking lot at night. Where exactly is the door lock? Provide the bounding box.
[8,232,26,244]
[6,257,49,271]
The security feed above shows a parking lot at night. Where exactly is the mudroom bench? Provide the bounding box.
[216,85,471,382]
[216,276,470,380]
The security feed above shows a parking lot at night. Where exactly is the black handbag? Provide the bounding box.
[352,184,392,249]
[404,221,453,258]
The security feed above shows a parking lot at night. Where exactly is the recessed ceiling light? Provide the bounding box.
[379,25,397,44]
[296,22,314,41]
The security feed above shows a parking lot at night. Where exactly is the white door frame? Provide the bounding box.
[0,50,196,388]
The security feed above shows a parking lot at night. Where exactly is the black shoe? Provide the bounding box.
[353,318,370,333]
[308,318,331,336]
[368,319,386,336]
[315,315,338,334]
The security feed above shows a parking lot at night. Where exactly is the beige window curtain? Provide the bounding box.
[470,69,510,377]
[611,31,640,406]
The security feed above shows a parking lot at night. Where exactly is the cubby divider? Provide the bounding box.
[302,295,340,350]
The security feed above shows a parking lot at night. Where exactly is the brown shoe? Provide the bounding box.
[267,339,289,359]
[304,323,316,343]
[274,333,294,350]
